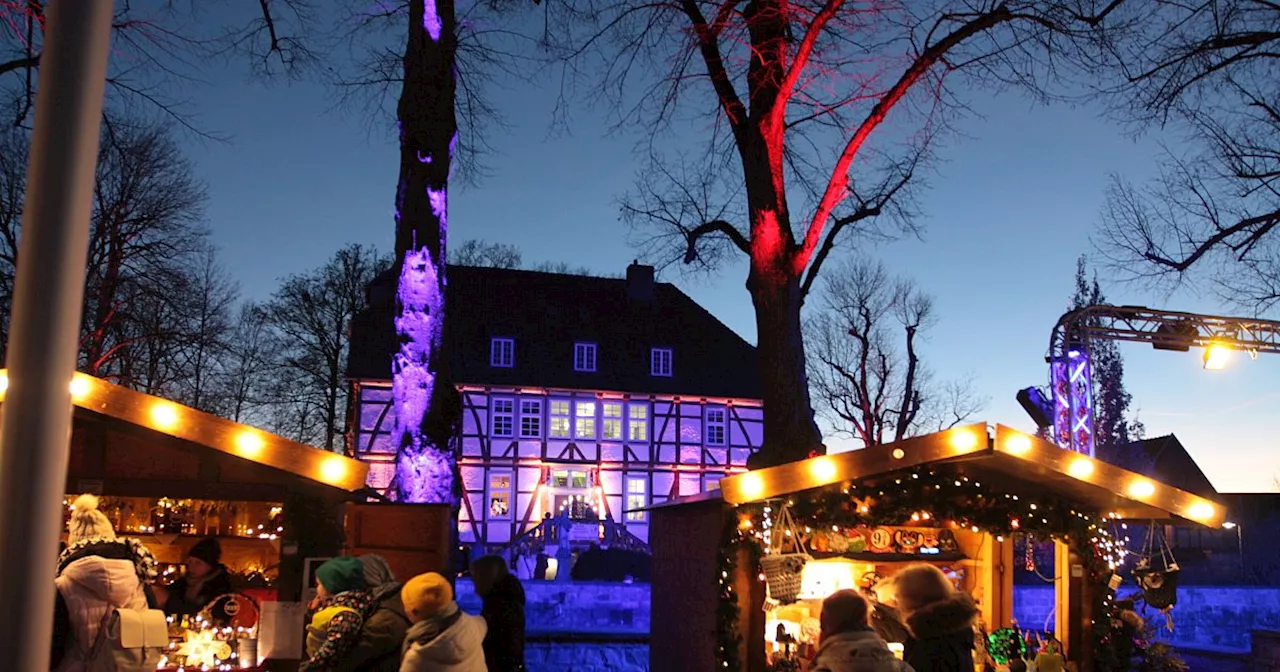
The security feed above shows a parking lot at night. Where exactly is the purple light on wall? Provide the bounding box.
[1050,353,1094,456]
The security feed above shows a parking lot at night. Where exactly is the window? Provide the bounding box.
[573,342,597,372]
[651,348,673,377]
[575,401,597,439]
[706,407,727,446]
[704,475,723,491]
[491,398,514,438]
[628,404,648,441]
[490,338,514,368]
[549,400,570,438]
[602,402,623,440]
[489,473,511,518]
[626,477,648,522]
[519,399,543,438]
[551,469,588,488]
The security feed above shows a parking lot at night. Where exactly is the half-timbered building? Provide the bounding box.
[346,262,764,548]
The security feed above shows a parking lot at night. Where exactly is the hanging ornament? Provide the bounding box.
[1025,534,1036,572]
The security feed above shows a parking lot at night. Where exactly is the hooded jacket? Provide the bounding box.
[51,539,157,672]
[330,556,412,672]
[399,612,488,672]
[901,594,979,672]
[809,629,915,672]
[301,589,379,672]
[480,574,526,672]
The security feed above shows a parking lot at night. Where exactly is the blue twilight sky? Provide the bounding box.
[172,24,1279,495]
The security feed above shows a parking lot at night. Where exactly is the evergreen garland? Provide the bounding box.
[716,508,761,671]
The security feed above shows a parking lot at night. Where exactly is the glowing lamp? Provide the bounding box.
[1221,521,1237,530]
[809,457,837,481]
[739,472,765,500]
[1202,341,1232,370]
[0,371,8,393]
[949,430,978,451]
[1004,433,1032,455]
[1127,480,1155,498]
[149,403,179,429]
[1187,501,1215,522]
[1067,458,1094,479]
[798,558,862,600]
[235,431,265,458]
[69,375,91,400]
[320,457,347,483]
[891,448,905,460]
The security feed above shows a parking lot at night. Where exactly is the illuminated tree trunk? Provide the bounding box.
[391,0,460,503]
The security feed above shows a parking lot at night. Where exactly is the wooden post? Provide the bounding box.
[1054,541,1093,666]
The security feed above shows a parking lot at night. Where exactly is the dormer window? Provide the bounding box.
[651,348,673,377]
[490,338,514,368]
[573,342,597,372]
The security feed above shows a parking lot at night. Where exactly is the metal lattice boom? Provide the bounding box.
[1050,305,1280,359]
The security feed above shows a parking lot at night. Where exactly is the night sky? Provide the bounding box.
[172,10,1278,495]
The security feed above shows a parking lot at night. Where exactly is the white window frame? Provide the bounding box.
[519,399,543,439]
[491,398,515,438]
[625,476,648,522]
[602,402,623,440]
[488,470,513,519]
[627,403,648,442]
[574,400,597,439]
[490,338,514,368]
[549,400,571,438]
[705,406,727,446]
[573,342,598,372]
[650,348,673,377]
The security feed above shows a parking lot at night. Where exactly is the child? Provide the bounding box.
[400,572,488,672]
[808,590,914,672]
[301,556,378,672]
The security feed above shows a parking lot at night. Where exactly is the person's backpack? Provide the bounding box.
[82,608,168,672]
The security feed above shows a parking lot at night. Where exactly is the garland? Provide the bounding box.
[716,507,758,671]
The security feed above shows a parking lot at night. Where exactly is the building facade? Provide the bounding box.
[346,263,764,547]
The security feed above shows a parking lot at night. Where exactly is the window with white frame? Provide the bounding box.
[650,348,673,377]
[705,406,727,445]
[574,401,597,439]
[549,400,570,438]
[628,404,648,441]
[490,338,514,368]
[573,342,597,372]
[625,476,648,522]
[602,402,623,440]
[488,472,512,518]
[491,398,514,438]
[519,399,543,438]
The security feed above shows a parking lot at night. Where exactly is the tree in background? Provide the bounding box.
[1090,1,1280,313]
[1068,255,1145,467]
[449,238,601,275]
[549,0,1116,466]
[807,258,986,447]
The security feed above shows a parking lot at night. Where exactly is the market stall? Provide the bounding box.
[1,370,370,670]
[648,423,1225,672]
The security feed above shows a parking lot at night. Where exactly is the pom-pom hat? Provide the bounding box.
[66,494,116,546]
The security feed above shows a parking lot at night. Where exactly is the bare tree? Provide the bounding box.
[547,0,1108,465]
[450,238,524,267]
[212,302,276,425]
[0,125,24,362]
[169,250,240,412]
[1090,1,1280,312]
[263,243,391,451]
[806,258,985,447]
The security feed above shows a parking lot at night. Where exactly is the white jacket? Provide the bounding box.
[808,630,915,672]
[54,555,149,672]
[399,612,488,672]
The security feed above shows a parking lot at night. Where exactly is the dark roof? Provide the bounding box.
[1096,434,1218,499]
[347,264,764,399]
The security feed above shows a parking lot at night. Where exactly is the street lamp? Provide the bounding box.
[1222,522,1243,576]
[1203,340,1233,370]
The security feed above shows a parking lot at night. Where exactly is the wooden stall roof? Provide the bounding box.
[714,423,1225,528]
[0,369,368,492]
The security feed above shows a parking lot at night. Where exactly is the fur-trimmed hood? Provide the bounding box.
[903,593,978,640]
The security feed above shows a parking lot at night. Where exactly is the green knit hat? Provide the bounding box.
[315,556,365,595]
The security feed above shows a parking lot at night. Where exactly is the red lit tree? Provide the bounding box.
[550,0,1114,466]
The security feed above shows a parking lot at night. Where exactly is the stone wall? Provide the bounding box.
[455,578,649,635]
[1013,585,1280,652]
[527,640,648,672]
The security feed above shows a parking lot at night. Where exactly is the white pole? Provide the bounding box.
[0,1,114,668]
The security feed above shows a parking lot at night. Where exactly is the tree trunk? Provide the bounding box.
[391,0,461,503]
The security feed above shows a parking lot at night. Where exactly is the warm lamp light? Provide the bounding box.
[0,371,8,393]
[235,431,265,457]
[69,376,91,400]
[150,403,179,429]
[739,472,765,500]
[1128,480,1155,498]
[1068,458,1094,479]
[1004,433,1033,455]
[810,457,837,481]
[1188,501,1216,522]
[1222,521,1237,530]
[1203,341,1232,370]
[949,430,978,451]
[891,448,905,460]
[320,457,347,483]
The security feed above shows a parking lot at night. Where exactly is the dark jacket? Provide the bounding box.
[330,582,411,672]
[902,593,979,672]
[163,565,234,619]
[480,574,526,672]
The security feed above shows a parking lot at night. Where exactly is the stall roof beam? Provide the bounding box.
[0,369,368,492]
[718,423,1225,528]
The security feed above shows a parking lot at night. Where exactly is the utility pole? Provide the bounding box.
[0,2,114,669]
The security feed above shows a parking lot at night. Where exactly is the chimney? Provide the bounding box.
[626,260,655,301]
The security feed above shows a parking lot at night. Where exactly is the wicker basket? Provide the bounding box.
[761,553,810,604]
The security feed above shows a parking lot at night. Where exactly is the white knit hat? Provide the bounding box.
[67,494,116,546]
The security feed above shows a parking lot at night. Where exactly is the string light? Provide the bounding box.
[150,402,180,429]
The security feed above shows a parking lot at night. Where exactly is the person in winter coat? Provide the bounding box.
[399,572,488,672]
[328,555,412,672]
[157,537,234,620]
[808,590,914,672]
[302,557,380,672]
[51,494,160,672]
[471,555,525,672]
[881,564,979,672]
